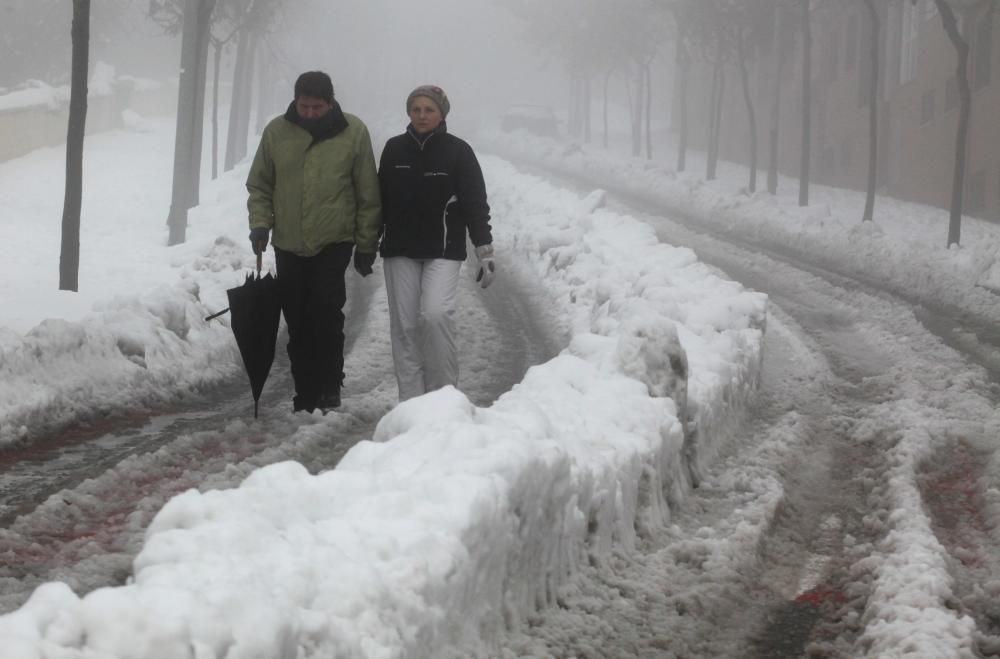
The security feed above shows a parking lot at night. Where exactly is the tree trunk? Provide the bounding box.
[234,31,258,162]
[862,0,880,222]
[189,0,212,206]
[799,0,812,207]
[211,41,222,180]
[710,66,725,179]
[676,41,690,173]
[644,62,653,160]
[603,70,611,149]
[59,0,90,292]
[768,1,783,195]
[934,0,971,247]
[166,0,215,246]
[568,76,578,138]
[255,40,272,134]
[706,62,720,181]
[628,61,643,157]
[737,29,758,193]
[224,28,251,172]
[707,53,726,182]
[583,76,592,144]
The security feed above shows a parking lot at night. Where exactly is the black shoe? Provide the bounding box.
[317,390,341,413]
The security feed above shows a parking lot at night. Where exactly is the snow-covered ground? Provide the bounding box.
[0,111,765,657]
[4,97,1000,656]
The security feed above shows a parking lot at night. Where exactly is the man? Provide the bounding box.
[246,71,381,413]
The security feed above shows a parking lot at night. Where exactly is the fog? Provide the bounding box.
[274,0,568,132]
[11,2,986,223]
[1,0,578,134]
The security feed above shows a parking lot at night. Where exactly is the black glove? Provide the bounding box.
[353,249,376,277]
[249,227,269,255]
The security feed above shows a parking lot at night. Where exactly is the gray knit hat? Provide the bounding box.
[407,85,450,118]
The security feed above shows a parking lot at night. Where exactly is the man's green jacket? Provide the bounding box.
[246,107,382,257]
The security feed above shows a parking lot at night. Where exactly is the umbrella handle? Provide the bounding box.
[256,250,262,277]
[204,307,229,322]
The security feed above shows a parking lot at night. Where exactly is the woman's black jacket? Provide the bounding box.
[377,124,492,261]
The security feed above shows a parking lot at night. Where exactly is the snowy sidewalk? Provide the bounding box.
[478,128,1000,325]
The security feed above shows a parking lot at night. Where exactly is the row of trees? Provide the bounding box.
[58,0,288,290]
[507,0,996,249]
[151,0,287,246]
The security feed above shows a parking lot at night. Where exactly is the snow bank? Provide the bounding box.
[0,63,122,113]
[0,158,765,658]
[0,239,249,446]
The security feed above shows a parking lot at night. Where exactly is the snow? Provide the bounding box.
[0,111,764,657]
[480,128,1000,320]
[0,106,996,656]
[480,128,1000,657]
[0,62,123,113]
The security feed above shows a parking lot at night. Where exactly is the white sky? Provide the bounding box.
[2,73,1000,657]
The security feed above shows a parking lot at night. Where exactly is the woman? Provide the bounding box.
[377,85,496,401]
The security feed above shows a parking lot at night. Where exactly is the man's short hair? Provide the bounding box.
[294,71,334,102]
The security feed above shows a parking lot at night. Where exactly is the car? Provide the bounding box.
[500,104,559,138]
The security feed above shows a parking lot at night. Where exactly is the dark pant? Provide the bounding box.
[275,242,353,411]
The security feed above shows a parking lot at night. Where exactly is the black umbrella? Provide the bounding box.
[205,252,281,418]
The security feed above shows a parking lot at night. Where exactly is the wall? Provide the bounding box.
[0,80,178,162]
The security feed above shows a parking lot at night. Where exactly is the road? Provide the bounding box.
[494,162,1000,658]
[3,157,1000,657]
[0,266,559,615]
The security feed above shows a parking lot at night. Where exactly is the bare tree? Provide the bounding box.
[767,0,787,195]
[860,0,882,222]
[931,0,995,247]
[625,56,654,158]
[671,18,692,171]
[505,0,663,153]
[59,0,90,292]
[798,0,813,207]
[224,26,257,171]
[159,0,216,246]
[701,12,730,181]
[729,0,770,194]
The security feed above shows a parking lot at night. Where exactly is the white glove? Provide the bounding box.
[475,244,496,289]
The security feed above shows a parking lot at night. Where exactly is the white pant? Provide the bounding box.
[383,257,462,401]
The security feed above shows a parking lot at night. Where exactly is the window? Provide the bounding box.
[846,14,859,74]
[945,76,958,111]
[900,0,920,84]
[973,10,993,91]
[921,89,936,123]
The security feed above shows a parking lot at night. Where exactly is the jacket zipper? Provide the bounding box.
[442,195,457,255]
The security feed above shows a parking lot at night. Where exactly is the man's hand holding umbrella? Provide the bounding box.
[250,227,270,256]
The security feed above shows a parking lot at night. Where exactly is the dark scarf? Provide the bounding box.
[284,100,349,143]
[407,121,448,148]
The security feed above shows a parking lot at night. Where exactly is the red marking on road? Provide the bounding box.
[794,588,847,607]
[922,445,988,568]
[2,433,268,573]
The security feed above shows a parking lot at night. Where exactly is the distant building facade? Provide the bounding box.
[683,0,999,222]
